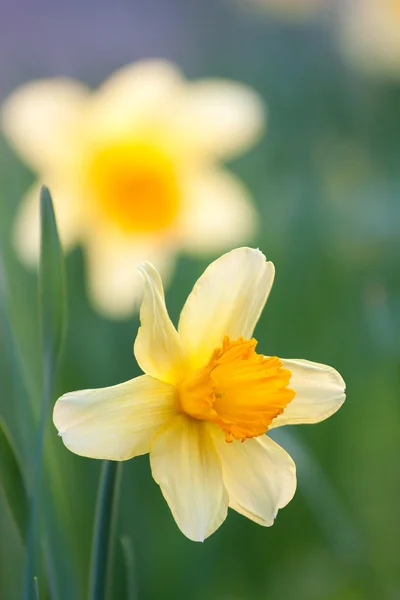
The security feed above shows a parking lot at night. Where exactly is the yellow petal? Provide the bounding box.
[13,183,82,267]
[84,231,176,319]
[269,359,346,428]
[178,247,275,369]
[210,425,296,526]
[134,262,185,384]
[177,79,265,159]
[150,414,228,541]
[1,78,88,171]
[179,168,257,253]
[53,375,177,461]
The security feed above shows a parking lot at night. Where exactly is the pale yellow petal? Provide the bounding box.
[177,79,265,159]
[53,374,177,461]
[1,78,88,171]
[210,426,296,526]
[134,262,185,384]
[13,183,82,267]
[150,414,228,541]
[178,247,275,369]
[179,169,257,253]
[270,359,345,429]
[89,60,183,136]
[84,231,176,319]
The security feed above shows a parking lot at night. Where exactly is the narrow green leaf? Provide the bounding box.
[0,201,64,598]
[1,190,76,598]
[24,186,66,600]
[38,185,66,369]
[0,419,28,541]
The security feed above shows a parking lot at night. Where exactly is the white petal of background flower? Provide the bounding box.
[269,359,346,428]
[178,247,275,368]
[53,375,177,460]
[1,78,88,171]
[210,425,296,526]
[175,78,265,159]
[150,414,229,542]
[88,60,184,137]
[179,168,257,253]
[84,231,176,319]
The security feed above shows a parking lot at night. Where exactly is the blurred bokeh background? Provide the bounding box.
[0,0,399,598]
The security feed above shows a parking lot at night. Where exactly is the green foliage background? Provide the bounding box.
[0,3,399,598]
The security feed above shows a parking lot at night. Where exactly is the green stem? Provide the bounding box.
[89,461,122,600]
[120,535,136,600]
[33,577,39,600]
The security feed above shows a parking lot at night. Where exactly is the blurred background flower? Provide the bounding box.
[0,0,399,599]
[2,61,263,317]
[338,0,400,78]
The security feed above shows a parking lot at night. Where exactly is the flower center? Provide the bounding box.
[177,336,295,442]
[88,141,180,233]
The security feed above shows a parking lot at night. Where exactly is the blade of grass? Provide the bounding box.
[24,186,66,600]
[89,461,123,600]
[38,186,66,371]
[0,419,28,541]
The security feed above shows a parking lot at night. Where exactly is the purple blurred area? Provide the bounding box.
[0,0,224,95]
[0,0,329,99]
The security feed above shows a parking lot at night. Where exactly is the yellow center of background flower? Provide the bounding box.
[88,141,181,233]
[178,336,295,442]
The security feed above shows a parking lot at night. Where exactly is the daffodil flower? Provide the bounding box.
[53,248,345,541]
[339,0,400,78]
[1,60,264,318]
